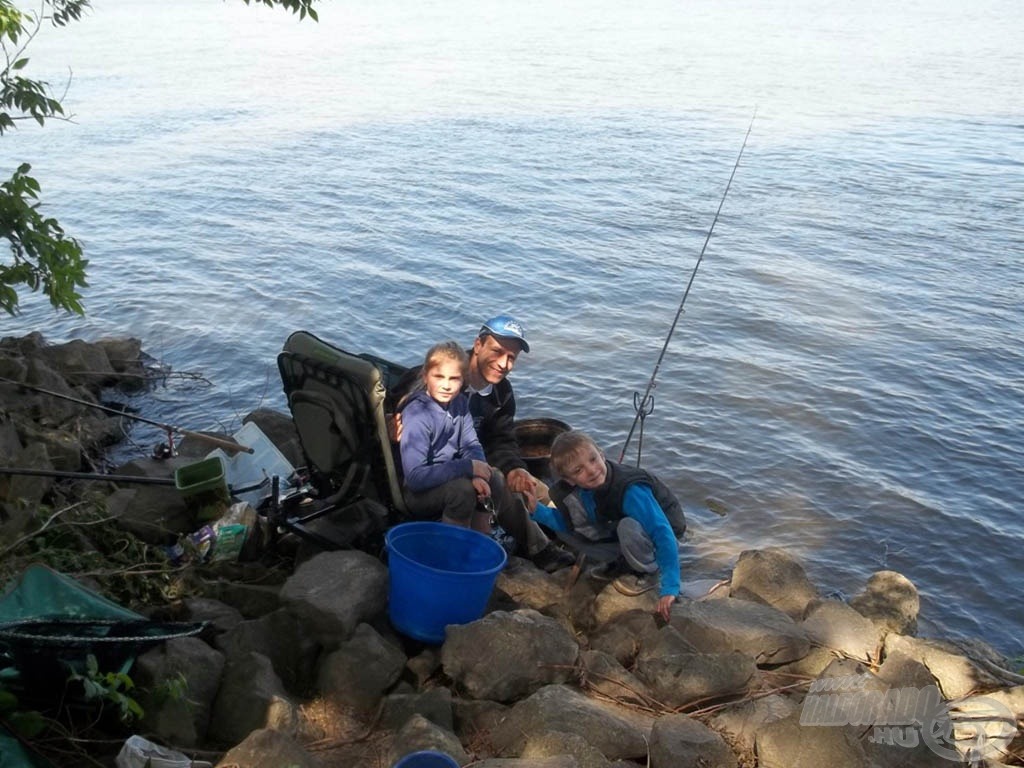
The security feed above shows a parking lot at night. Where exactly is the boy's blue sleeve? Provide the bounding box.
[622,484,682,597]
[531,501,567,532]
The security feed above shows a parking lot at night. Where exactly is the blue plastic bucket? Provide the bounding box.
[385,521,507,644]
[392,750,460,768]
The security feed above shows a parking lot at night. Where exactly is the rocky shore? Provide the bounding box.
[1,333,1022,768]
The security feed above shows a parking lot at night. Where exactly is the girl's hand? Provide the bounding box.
[471,460,492,481]
[472,476,490,500]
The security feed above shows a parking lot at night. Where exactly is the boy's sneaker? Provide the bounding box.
[531,544,576,573]
[613,572,658,596]
[490,525,517,557]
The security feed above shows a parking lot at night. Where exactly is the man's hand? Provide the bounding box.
[472,460,492,481]
[506,467,538,506]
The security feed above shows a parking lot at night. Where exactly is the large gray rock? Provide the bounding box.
[730,548,818,619]
[214,607,321,694]
[591,582,660,626]
[668,596,811,665]
[442,609,580,702]
[636,650,757,709]
[588,609,659,667]
[580,650,654,707]
[317,623,407,713]
[755,709,870,768]
[802,598,884,663]
[134,636,226,747]
[649,713,737,768]
[883,634,1003,699]
[490,685,648,760]
[279,549,388,641]
[709,693,796,757]
[388,714,469,767]
[521,730,612,768]
[850,571,920,636]
[381,686,454,731]
[40,338,118,388]
[214,728,319,768]
[494,560,567,610]
[207,651,298,747]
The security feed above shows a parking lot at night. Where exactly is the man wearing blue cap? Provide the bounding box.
[466,315,575,572]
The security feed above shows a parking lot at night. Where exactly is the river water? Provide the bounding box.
[4,0,1023,653]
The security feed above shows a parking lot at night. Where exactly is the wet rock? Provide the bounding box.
[649,713,737,768]
[317,623,407,713]
[490,684,648,761]
[730,547,818,619]
[850,571,920,636]
[667,596,811,665]
[442,609,580,702]
[278,549,389,642]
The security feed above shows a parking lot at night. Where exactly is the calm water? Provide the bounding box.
[5,0,1023,653]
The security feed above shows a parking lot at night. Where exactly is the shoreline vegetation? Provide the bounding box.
[1,332,1022,767]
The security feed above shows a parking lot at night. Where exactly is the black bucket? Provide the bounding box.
[514,418,571,482]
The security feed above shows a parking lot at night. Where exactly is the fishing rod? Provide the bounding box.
[0,467,176,485]
[618,110,756,465]
[0,375,253,456]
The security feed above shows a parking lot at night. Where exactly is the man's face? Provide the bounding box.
[471,334,522,385]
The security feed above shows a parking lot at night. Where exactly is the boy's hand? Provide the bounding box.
[656,595,676,622]
[471,460,492,481]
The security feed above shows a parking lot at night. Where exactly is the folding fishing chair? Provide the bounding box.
[272,331,409,551]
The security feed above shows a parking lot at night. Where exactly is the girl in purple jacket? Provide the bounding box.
[399,341,499,532]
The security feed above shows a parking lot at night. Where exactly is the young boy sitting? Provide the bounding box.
[544,430,687,621]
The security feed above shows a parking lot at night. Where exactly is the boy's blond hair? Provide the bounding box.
[550,430,602,478]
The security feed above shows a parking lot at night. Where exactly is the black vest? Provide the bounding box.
[550,461,687,539]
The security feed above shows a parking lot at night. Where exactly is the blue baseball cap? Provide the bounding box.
[479,314,530,353]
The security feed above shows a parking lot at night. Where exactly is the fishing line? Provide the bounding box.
[0,375,252,455]
[619,109,756,465]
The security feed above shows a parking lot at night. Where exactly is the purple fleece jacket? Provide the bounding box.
[399,390,486,493]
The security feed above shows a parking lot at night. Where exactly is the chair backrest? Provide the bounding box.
[277,331,407,516]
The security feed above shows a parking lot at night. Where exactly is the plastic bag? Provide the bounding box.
[115,735,212,768]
